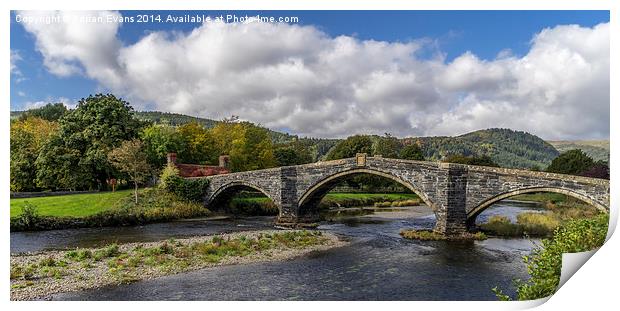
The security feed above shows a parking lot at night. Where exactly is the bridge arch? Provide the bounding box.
[467,186,608,225]
[207,181,279,213]
[297,168,437,219]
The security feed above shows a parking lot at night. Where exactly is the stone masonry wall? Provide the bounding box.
[200,157,610,235]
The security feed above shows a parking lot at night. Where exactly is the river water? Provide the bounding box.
[11,201,545,300]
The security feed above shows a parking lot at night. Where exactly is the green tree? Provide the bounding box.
[210,121,277,172]
[274,140,313,166]
[35,94,145,190]
[443,154,499,167]
[140,124,186,168]
[546,149,594,175]
[177,122,218,164]
[18,103,68,122]
[373,134,402,158]
[399,144,424,161]
[10,117,59,191]
[274,148,299,166]
[108,139,151,203]
[35,134,91,191]
[326,135,373,160]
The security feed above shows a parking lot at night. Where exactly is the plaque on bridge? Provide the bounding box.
[356,153,367,167]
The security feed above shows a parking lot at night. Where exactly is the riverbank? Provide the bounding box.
[10,188,211,232]
[10,230,346,300]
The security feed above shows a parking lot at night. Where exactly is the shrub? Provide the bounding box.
[94,244,120,261]
[479,215,523,236]
[516,212,560,236]
[159,164,182,192]
[13,202,41,230]
[495,213,608,300]
[65,249,93,261]
[159,164,210,203]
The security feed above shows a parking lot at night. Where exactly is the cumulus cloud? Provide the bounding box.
[22,97,75,110]
[10,50,21,73]
[17,11,609,140]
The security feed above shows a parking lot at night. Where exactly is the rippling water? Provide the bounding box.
[10,216,276,254]
[16,201,545,301]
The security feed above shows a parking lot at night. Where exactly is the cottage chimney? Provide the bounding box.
[219,155,230,168]
[167,153,177,165]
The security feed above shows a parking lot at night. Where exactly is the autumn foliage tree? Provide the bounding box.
[210,120,276,172]
[10,117,59,191]
[108,139,151,203]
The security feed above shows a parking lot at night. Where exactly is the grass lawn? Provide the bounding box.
[11,191,419,218]
[10,190,134,218]
[510,192,568,203]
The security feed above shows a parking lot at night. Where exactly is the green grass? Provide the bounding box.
[510,192,568,204]
[10,191,418,221]
[10,190,134,218]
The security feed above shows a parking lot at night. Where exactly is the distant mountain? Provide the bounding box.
[548,140,609,163]
[404,128,560,169]
[133,111,298,144]
[134,111,218,128]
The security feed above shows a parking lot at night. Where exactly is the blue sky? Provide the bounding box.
[9,10,610,139]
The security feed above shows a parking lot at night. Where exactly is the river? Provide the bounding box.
[11,201,544,300]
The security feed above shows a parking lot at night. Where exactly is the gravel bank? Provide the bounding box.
[11,230,346,301]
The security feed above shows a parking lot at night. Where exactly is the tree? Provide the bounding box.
[10,117,59,191]
[373,134,402,158]
[399,144,424,161]
[326,135,373,160]
[177,122,218,164]
[274,148,299,166]
[108,139,151,203]
[274,140,313,166]
[210,121,277,172]
[35,134,91,191]
[579,160,609,179]
[140,124,186,168]
[229,124,277,171]
[443,154,499,167]
[36,94,145,190]
[18,103,68,122]
[546,149,594,175]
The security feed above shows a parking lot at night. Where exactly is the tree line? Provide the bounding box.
[11,93,609,193]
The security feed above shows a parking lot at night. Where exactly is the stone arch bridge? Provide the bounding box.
[196,155,609,235]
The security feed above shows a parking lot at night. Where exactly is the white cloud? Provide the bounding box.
[10,50,22,73]
[17,11,610,140]
[10,50,25,83]
[23,97,75,110]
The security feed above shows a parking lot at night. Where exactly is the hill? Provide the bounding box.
[405,128,560,169]
[547,140,609,162]
[133,111,298,144]
[11,108,563,169]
